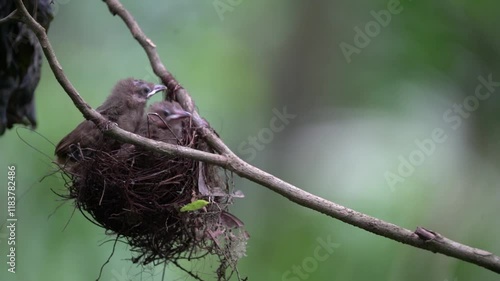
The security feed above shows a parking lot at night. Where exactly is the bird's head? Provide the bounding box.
[147,101,191,128]
[110,78,167,108]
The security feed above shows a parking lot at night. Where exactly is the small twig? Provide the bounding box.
[96,235,120,281]
[0,9,20,24]
[12,0,500,274]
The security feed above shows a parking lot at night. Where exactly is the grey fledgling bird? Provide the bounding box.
[115,101,191,161]
[0,0,54,135]
[55,78,167,166]
[138,101,191,143]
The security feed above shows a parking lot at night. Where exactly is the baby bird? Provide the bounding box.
[55,78,166,166]
[138,101,191,143]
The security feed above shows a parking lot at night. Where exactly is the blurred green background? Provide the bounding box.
[1,0,500,280]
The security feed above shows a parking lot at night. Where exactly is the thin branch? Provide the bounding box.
[0,9,19,24]
[12,0,500,274]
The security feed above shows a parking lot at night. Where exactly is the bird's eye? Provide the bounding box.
[141,87,150,95]
[163,109,171,116]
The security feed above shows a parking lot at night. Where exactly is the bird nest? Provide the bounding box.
[59,119,247,280]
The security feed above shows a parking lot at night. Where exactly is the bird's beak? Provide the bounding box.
[166,108,191,120]
[147,84,167,98]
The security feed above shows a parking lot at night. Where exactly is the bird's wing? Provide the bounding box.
[55,100,125,156]
[97,100,125,122]
[55,120,98,157]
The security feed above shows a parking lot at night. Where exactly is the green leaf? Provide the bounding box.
[180,200,210,212]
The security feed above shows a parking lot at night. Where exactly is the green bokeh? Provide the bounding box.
[1,1,500,280]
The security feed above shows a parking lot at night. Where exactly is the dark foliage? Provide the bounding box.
[0,0,53,135]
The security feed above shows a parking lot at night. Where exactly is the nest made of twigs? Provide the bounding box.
[59,118,247,280]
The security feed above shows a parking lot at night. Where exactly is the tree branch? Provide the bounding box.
[12,0,500,274]
[0,9,20,24]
